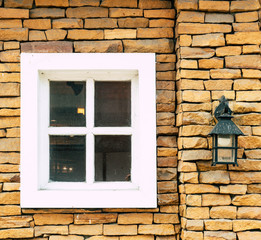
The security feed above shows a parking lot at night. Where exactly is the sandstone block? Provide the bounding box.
[234,79,261,90]
[233,219,261,232]
[181,103,212,112]
[138,224,174,235]
[205,13,234,23]
[232,194,261,206]
[144,9,175,19]
[180,47,215,59]
[157,113,175,126]
[179,35,192,47]
[186,207,209,219]
[46,29,67,41]
[85,18,117,29]
[181,125,213,137]
[158,181,177,193]
[0,164,19,172]
[180,112,212,125]
[245,150,261,159]
[0,152,19,164]
[68,29,103,40]
[0,138,20,152]
[205,80,233,90]
[205,219,232,231]
[0,228,33,239]
[157,136,176,147]
[199,0,229,12]
[177,11,204,23]
[29,30,46,41]
[243,44,261,54]
[69,0,100,6]
[216,46,242,56]
[0,205,21,216]
[34,214,73,225]
[237,232,261,240]
[243,69,261,78]
[210,69,241,79]
[179,59,198,70]
[3,182,20,191]
[35,226,68,237]
[137,28,173,39]
[105,29,136,39]
[158,193,179,205]
[180,70,209,79]
[0,19,22,28]
[157,168,177,181]
[202,194,231,206]
[234,102,261,113]
[4,42,19,50]
[66,7,108,18]
[149,19,174,28]
[154,213,179,224]
[124,39,174,53]
[157,126,178,135]
[180,172,198,183]
[160,205,179,214]
[53,19,83,28]
[182,230,203,240]
[0,73,20,82]
[192,33,225,46]
[139,0,172,9]
[74,214,117,224]
[234,113,261,126]
[226,55,261,70]
[180,137,208,149]
[235,11,258,22]
[229,159,261,171]
[220,185,247,194]
[0,173,19,182]
[35,0,68,6]
[230,0,260,12]
[226,32,261,45]
[75,40,122,53]
[178,162,197,172]
[24,19,51,29]
[157,157,177,167]
[157,148,177,157]
[237,207,261,219]
[177,23,231,34]
[175,0,198,11]
[0,192,20,204]
[104,225,137,235]
[200,171,230,184]
[0,83,19,96]
[0,216,32,229]
[204,231,236,240]
[186,220,203,231]
[178,79,204,90]
[230,172,261,184]
[109,8,142,17]
[49,235,84,240]
[198,58,223,69]
[233,22,259,32]
[118,213,152,224]
[157,90,175,104]
[21,41,73,53]
[0,28,28,41]
[210,206,237,219]
[157,71,175,81]
[69,224,102,235]
[0,8,29,18]
[4,0,33,8]
[100,0,137,7]
[0,63,20,72]
[239,136,261,148]
[30,8,65,18]
[186,195,201,206]
[121,237,153,240]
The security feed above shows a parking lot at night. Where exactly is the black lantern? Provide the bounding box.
[209,96,244,166]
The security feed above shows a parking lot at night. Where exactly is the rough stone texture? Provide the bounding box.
[210,206,237,219]
[138,224,174,235]
[34,214,73,225]
[75,214,118,224]
[21,41,73,53]
[0,28,28,41]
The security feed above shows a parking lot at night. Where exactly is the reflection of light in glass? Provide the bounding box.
[69,167,73,172]
[77,107,85,115]
[63,166,67,171]
[218,135,231,147]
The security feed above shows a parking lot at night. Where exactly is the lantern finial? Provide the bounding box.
[214,95,232,120]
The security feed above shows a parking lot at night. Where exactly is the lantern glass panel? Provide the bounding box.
[217,134,233,147]
[217,148,235,163]
[217,134,236,163]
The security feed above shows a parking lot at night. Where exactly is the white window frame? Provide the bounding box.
[21,53,157,208]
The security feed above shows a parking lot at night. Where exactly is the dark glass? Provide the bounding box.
[95,81,131,127]
[50,136,86,182]
[50,81,86,127]
[95,135,131,182]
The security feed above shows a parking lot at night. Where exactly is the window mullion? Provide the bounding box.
[86,78,95,184]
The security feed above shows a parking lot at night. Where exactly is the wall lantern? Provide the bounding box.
[209,96,244,166]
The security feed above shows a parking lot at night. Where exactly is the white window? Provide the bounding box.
[21,53,156,208]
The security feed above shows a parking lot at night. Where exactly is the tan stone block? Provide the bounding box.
[69,224,102,235]
[185,184,219,194]
[180,172,198,183]
[177,11,204,23]
[233,219,261,232]
[157,71,175,81]
[50,235,84,240]
[34,214,73,225]
[158,181,177,193]
[157,157,177,168]
[205,13,234,23]
[157,136,177,147]
[139,0,171,9]
[118,213,152,225]
[21,41,73,53]
[226,32,261,45]
[158,193,179,205]
[68,30,103,40]
[149,19,174,28]
[157,112,175,126]
[0,130,5,137]
[182,230,203,239]
[124,39,174,53]
[181,112,212,126]
[232,194,261,206]
[234,79,261,90]
[0,73,20,82]
[0,173,20,182]
[138,224,174,235]
[0,138,20,152]
[180,70,209,79]
[100,0,137,7]
[177,23,231,35]
[144,9,175,19]
[182,103,212,112]
[230,0,260,12]
[0,228,33,239]
[220,185,247,195]
[175,0,198,11]
[104,225,137,236]
[0,152,19,164]
[229,159,261,171]
[245,150,261,159]
[121,237,153,240]
[0,63,20,72]
[30,8,65,18]
[178,162,197,172]
[234,113,261,126]
[210,206,236,219]
[0,83,19,96]
[157,126,178,135]
[179,35,192,47]
[109,8,142,18]
[239,136,261,149]
[45,29,67,41]
[253,127,261,136]
[237,231,261,240]
[4,42,19,50]
[205,219,232,231]
[137,28,173,39]
[24,19,51,29]
[154,213,179,224]
[0,205,21,216]
[226,55,261,69]
[0,117,20,128]
[75,40,122,53]
[210,69,241,79]
[29,30,46,41]
[199,0,229,12]
[156,81,175,91]
[178,79,204,90]
[74,213,117,224]
[160,205,179,213]
[35,226,68,237]
[5,0,33,8]
[156,63,175,71]
[242,69,261,78]
[35,0,68,6]
[157,168,177,181]
[230,172,261,184]
[183,90,210,102]
[186,220,203,231]
[212,91,235,100]
[186,207,209,219]
[0,192,20,204]
[181,125,213,137]
[186,195,201,207]
[202,194,231,206]
[66,7,108,18]
[204,80,233,90]
[200,171,230,184]
[198,58,223,69]
[69,0,100,6]
[216,46,242,56]
[204,231,236,240]
[0,8,29,18]
[3,182,20,191]
[0,164,19,172]
[53,19,83,29]
[117,18,147,28]
[180,47,215,59]
[0,216,32,229]
[0,28,28,41]
[237,207,261,219]
[180,137,208,149]
[243,45,260,54]
[235,11,258,22]
[192,33,225,47]
[0,20,22,28]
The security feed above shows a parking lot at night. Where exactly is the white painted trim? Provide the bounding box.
[21,53,156,208]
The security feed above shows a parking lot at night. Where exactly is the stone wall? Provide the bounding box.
[0,0,179,239]
[175,0,261,239]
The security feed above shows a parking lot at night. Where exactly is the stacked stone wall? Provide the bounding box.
[175,0,261,239]
[0,0,179,239]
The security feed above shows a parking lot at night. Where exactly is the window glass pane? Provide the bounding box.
[50,81,86,127]
[95,135,131,182]
[217,148,235,163]
[50,136,86,182]
[95,81,131,127]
